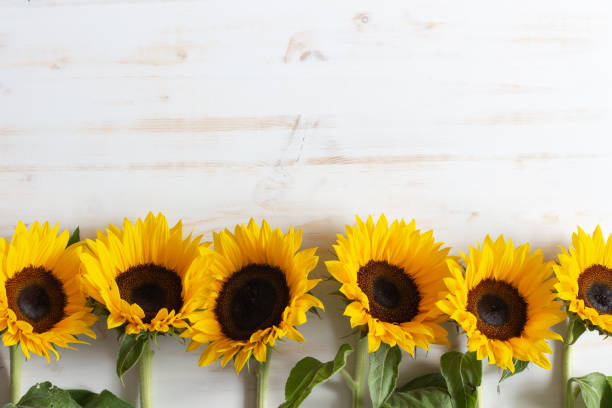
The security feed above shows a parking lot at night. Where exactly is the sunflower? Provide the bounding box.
[183,219,323,374]
[554,226,612,334]
[437,235,566,372]
[0,221,96,361]
[80,212,209,335]
[326,215,451,355]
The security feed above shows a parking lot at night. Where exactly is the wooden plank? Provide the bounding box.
[0,0,611,406]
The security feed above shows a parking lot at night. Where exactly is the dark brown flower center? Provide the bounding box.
[578,264,612,315]
[357,260,421,324]
[5,266,66,333]
[467,279,527,340]
[115,263,183,323]
[215,264,290,341]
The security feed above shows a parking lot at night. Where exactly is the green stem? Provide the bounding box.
[256,347,272,408]
[9,344,22,404]
[340,368,357,391]
[139,339,153,408]
[562,334,574,408]
[353,334,368,408]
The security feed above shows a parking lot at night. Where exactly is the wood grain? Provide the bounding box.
[0,0,611,407]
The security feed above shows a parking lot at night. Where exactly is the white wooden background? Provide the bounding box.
[1,0,611,407]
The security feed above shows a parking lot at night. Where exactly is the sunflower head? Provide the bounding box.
[80,212,209,335]
[554,226,612,335]
[0,221,96,361]
[182,219,323,374]
[326,215,451,355]
[437,235,566,372]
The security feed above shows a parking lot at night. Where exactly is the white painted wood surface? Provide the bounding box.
[1,0,611,406]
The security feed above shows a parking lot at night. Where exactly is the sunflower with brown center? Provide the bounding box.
[0,221,96,361]
[80,213,209,334]
[326,215,451,355]
[182,219,323,374]
[437,235,566,372]
[554,226,612,334]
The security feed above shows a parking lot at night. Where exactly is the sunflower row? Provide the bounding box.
[1,213,611,408]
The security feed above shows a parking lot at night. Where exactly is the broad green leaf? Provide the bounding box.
[566,316,587,345]
[499,360,529,383]
[116,334,149,384]
[67,389,133,408]
[368,343,402,408]
[16,381,81,408]
[396,373,447,393]
[279,343,353,408]
[440,351,482,408]
[83,390,134,408]
[386,373,451,408]
[67,227,80,247]
[570,372,612,408]
[385,387,452,408]
[67,389,96,405]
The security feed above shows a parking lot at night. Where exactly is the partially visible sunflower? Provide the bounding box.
[0,221,96,361]
[183,219,323,374]
[80,212,209,334]
[554,226,612,334]
[326,215,451,355]
[437,235,566,372]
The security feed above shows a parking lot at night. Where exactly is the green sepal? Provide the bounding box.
[85,298,111,318]
[368,343,402,408]
[568,311,612,338]
[67,227,80,247]
[307,306,322,318]
[329,290,352,305]
[499,359,529,383]
[279,343,353,408]
[566,315,587,345]
[339,328,362,340]
[569,372,612,408]
[116,333,150,385]
[440,351,482,408]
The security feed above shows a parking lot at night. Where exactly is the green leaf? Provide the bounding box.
[66,389,133,408]
[116,334,149,384]
[279,343,353,408]
[67,227,80,247]
[368,343,402,408]
[440,351,482,408]
[16,381,81,408]
[569,372,612,408]
[499,359,529,383]
[566,316,587,345]
[83,390,134,408]
[67,389,97,405]
[385,387,452,408]
[396,373,448,393]
[386,372,452,408]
